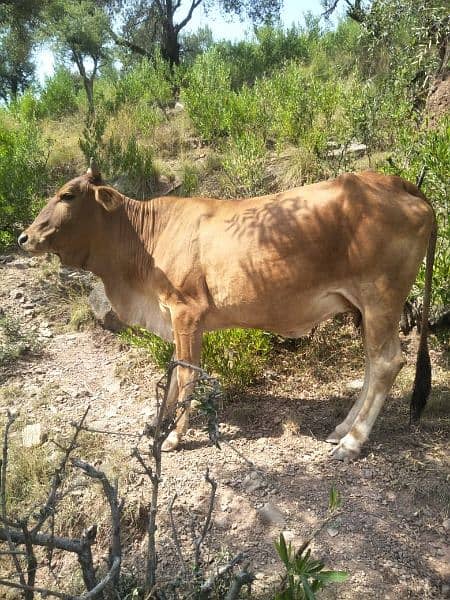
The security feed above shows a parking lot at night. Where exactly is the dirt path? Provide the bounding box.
[0,253,449,599]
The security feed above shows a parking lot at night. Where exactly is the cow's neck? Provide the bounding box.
[88,195,166,284]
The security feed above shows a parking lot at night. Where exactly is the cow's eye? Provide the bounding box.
[60,193,75,201]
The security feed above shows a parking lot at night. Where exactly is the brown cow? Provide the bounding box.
[19,165,437,460]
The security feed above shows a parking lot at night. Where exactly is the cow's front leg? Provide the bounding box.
[162,315,202,452]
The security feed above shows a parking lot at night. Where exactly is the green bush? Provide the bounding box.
[181,49,234,141]
[221,132,267,197]
[203,328,272,389]
[78,113,159,198]
[120,327,272,389]
[119,327,174,370]
[40,67,80,118]
[104,135,158,199]
[0,114,50,250]
[382,117,450,307]
[114,55,173,111]
[10,89,43,121]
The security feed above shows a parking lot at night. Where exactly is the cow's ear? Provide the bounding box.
[94,186,122,212]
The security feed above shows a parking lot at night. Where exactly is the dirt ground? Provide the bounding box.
[0,253,449,599]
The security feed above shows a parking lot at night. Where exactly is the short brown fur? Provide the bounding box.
[20,170,436,459]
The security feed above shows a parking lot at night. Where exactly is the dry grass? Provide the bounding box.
[36,255,95,331]
[68,292,94,330]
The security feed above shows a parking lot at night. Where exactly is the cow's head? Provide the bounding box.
[18,162,122,269]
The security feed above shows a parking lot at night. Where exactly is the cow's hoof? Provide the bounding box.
[325,429,342,444]
[330,442,359,462]
[162,431,180,452]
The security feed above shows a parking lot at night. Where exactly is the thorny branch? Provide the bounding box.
[31,405,91,536]
[168,494,186,575]
[0,406,122,600]
[192,468,217,572]
[72,459,123,591]
[0,410,26,589]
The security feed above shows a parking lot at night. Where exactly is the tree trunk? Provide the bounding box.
[83,76,95,121]
[161,25,180,66]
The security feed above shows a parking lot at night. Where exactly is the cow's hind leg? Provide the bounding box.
[327,322,370,443]
[331,312,405,460]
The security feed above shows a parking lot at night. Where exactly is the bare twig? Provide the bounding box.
[199,552,245,598]
[72,459,123,590]
[0,557,120,600]
[224,562,254,600]
[0,410,26,589]
[0,526,93,554]
[74,425,141,438]
[168,494,186,575]
[193,469,217,572]
[21,521,38,596]
[31,405,91,536]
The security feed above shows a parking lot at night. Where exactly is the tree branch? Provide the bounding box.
[110,29,154,60]
[31,406,90,536]
[176,0,203,32]
[0,410,26,588]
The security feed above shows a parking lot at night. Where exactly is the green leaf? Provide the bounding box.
[275,532,291,568]
[301,576,316,600]
[328,486,342,511]
[315,570,349,583]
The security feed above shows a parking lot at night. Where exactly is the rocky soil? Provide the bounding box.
[0,253,449,599]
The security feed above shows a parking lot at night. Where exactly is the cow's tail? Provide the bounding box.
[410,207,437,422]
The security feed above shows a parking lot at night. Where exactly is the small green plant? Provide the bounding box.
[119,327,272,389]
[119,327,174,370]
[68,292,94,330]
[274,487,348,599]
[202,328,272,389]
[180,161,200,196]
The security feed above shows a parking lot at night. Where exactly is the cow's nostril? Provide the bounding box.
[18,233,28,246]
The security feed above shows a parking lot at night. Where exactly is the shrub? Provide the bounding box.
[119,327,174,370]
[120,327,272,389]
[40,67,80,118]
[0,114,50,250]
[114,55,173,112]
[221,132,267,197]
[104,135,158,199]
[181,49,234,141]
[202,328,272,389]
[78,113,159,198]
[382,117,450,307]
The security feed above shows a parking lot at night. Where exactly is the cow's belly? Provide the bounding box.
[204,288,353,336]
[105,285,173,341]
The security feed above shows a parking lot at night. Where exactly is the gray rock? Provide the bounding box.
[243,471,265,492]
[89,281,125,332]
[10,289,24,300]
[346,378,364,391]
[326,527,339,537]
[257,502,285,526]
[22,423,46,447]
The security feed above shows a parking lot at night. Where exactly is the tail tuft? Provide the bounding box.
[410,342,431,422]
